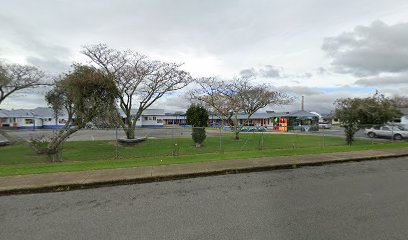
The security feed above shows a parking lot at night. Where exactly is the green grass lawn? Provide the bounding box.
[0,133,407,177]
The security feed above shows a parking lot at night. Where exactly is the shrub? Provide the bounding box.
[186,105,209,147]
[192,127,206,147]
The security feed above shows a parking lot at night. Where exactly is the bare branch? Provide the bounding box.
[82,44,193,139]
[190,76,293,139]
[0,62,45,104]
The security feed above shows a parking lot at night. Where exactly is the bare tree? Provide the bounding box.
[0,62,45,105]
[190,77,231,126]
[82,44,193,139]
[191,76,292,140]
[391,95,408,108]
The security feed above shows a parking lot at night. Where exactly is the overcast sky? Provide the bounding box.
[1,0,408,113]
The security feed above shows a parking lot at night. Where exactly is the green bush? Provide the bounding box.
[186,104,209,147]
[192,127,207,147]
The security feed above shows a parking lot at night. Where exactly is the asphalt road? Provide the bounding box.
[2,157,408,240]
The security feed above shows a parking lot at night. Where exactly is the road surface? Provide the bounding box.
[1,157,408,239]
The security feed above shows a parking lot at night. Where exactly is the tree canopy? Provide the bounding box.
[334,92,402,145]
[190,76,292,139]
[186,105,209,127]
[186,105,209,147]
[45,65,119,161]
[82,44,193,139]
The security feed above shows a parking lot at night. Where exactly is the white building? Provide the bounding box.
[1,107,168,129]
[0,107,70,129]
[120,109,166,128]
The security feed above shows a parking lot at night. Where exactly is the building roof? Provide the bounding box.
[118,109,165,117]
[1,107,166,119]
[286,110,320,118]
[0,107,69,118]
[208,110,319,120]
[1,107,320,120]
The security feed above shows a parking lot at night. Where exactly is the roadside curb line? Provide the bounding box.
[1,152,408,196]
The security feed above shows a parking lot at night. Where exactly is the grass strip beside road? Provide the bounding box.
[1,133,407,177]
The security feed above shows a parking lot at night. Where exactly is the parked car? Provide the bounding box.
[224,126,266,132]
[240,126,267,132]
[318,122,332,129]
[364,125,408,140]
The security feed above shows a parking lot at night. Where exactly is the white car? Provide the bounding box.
[319,123,332,129]
[364,125,408,140]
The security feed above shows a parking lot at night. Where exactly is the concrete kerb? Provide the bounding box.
[1,149,408,196]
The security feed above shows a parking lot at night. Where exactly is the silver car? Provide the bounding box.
[365,125,408,140]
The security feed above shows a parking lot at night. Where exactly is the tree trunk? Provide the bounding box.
[344,125,356,145]
[46,127,79,162]
[233,113,240,140]
[124,126,135,139]
[234,130,240,140]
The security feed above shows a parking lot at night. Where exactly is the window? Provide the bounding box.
[25,119,33,124]
[157,119,162,123]
[144,117,148,121]
[59,119,67,124]
[153,116,156,120]
[148,116,152,120]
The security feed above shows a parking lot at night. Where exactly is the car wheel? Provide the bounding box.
[367,132,376,138]
[393,134,403,141]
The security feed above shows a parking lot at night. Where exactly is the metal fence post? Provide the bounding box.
[219,126,223,153]
[322,127,325,148]
[391,126,394,143]
[115,126,118,160]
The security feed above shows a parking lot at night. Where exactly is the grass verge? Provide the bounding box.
[0,133,407,177]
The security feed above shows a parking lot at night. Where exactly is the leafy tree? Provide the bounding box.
[45,85,71,127]
[45,65,119,161]
[334,92,402,145]
[191,76,292,140]
[0,62,45,105]
[82,44,193,139]
[186,105,209,147]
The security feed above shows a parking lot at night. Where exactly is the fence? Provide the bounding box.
[1,123,406,162]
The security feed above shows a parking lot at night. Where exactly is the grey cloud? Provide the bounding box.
[150,95,191,112]
[278,86,323,96]
[239,65,314,81]
[316,67,329,75]
[355,72,408,87]
[239,65,284,78]
[239,68,257,77]
[259,65,282,78]
[322,21,408,76]
[374,87,408,97]
[302,72,313,78]
[0,87,49,109]
[26,56,71,75]
[0,15,72,74]
[1,0,277,56]
[273,90,372,113]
